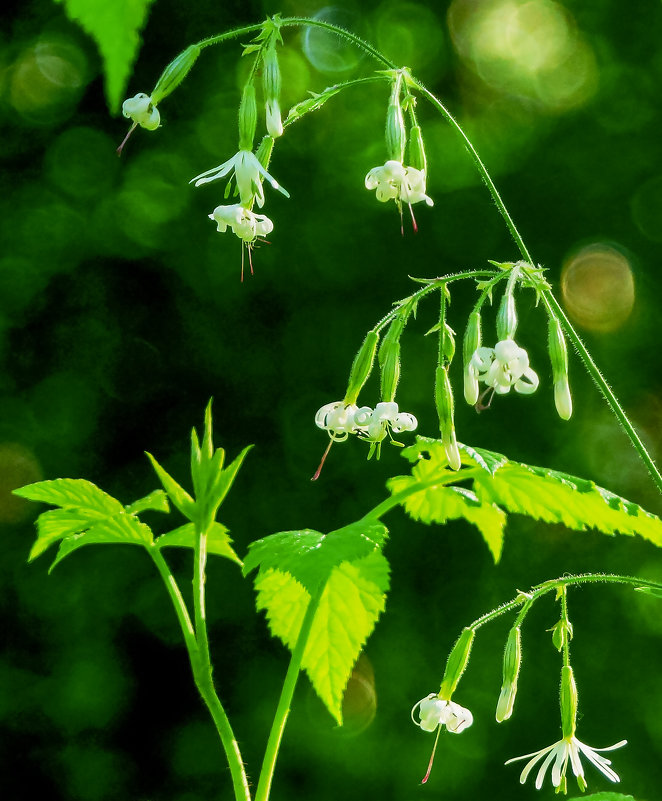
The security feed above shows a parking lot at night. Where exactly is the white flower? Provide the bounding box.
[266,99,283,138]
[358,401,417,444]
[122,93,160,131]
[365,160,433,207]
[191,150,289,208]
[505,734,627,793]
[208,204,273,243]
[411,694,474,734]
[470,339,539,396]
[315,402,361,442]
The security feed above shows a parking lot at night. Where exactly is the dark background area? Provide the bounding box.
[2,0,662,799]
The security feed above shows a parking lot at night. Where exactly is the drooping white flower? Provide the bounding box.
[122,93,160,131]
[470,339,539,396]
[208,204,273,243]
[191,150,289,208]
[315,402,362,442]
[365,160,433,207]
[411,694,474,734]
[359,401,418,444]
[505,734,627,793]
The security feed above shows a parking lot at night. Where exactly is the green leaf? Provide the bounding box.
[254,550,389,725]
[146,452,196,520]
[390,438,662,556]
[49,512,153,571]
[635,586,662,599]
[30,509,94,561]
[14,478,123,516]
[125,490,169,515]
[388,448,506,561]
[247,521,389,724]
[569,794,636,801]
[54,0,157,112]
[155,522,242,566]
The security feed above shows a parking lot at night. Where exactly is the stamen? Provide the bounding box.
[116,122,138,156]
[421,726,443,784]
[311,438,334,481]
[475,386,495,413]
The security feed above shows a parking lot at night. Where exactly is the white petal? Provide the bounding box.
[514,367,539,395]
[191,154,238,186]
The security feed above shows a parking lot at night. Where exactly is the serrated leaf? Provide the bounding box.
[125,490,169,515]
[49,512,153,571]
[29,509,93,561]
[54,0,157,112]
[392,439,662,554]
[388,460,506,561]
[244,522,387,592]
[255,551,389,725]
[14,478,123,516]
[155,522,242,566]
[475,461,662,548]
[146,453,196,520]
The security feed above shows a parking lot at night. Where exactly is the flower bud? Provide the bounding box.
[435,366,461,470]
[496,292,517,341]
[255,135,275,173]
[548,318,572,420]
[344,330,380,405]
[238,82,258,151]
[442,322,456,365]
[439,627,475,700]
[122,93,160,130]
[262,43,283,137]
[379,341,401,403]
[151,44,201,105]
[463,311,481,405]
[549,618,573,652]
[386,98,406,164]
[496,626,521,722]
[560,665,578,739]
[409,124,427,174]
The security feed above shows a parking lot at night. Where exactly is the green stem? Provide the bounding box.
[194,521,211,667]
[255,584,325,801]
[149,543,251,801]
[559,585,570,668]
[468,572,662,632]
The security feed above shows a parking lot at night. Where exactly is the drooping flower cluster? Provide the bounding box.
[468,339,539,402]
[315,400,417,448]
[365,160,433,208]
[505,734,627,793]
[208,204,274,242]
[411,694,474,734]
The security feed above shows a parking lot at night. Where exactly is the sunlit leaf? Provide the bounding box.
[14,478,123,516]
[126,489,170,515]
[155,522,242,566]
[54,0,157,112]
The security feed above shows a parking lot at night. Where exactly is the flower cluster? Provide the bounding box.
[468,339,539,401]
[208,204,274,242]
[506,734,627,793]
[411,694,474,734]
[315,400,417,446]
[365,160,433,208]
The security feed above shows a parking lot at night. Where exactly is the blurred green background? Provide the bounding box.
[2,0,662,799]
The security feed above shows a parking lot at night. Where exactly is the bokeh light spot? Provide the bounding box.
[561,243,635,333]
[9,36,87,124]
[46,127,119,199]
[303,7,364,74]
[375,3,445,71]
[448,0,597,111]
[339,653,376,735]
[0,443,42,523]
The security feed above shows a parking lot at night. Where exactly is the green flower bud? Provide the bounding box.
[255,135,275,172]
[238,82,258,151]
[435,366,461,471]
[439,627,475,700]
[560,665,578,739]
[386,96,406,163]
[548,318,572,420]
[442,322,456,365]
[151,44,201,105]
[262,43,283,138]
[549,619,573,652]
[379,341,401,403]
[409,124,427,174]
[344,330,379,405]
[496,626,521,722]
[463,311,481,405]
[496,292,518,341]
